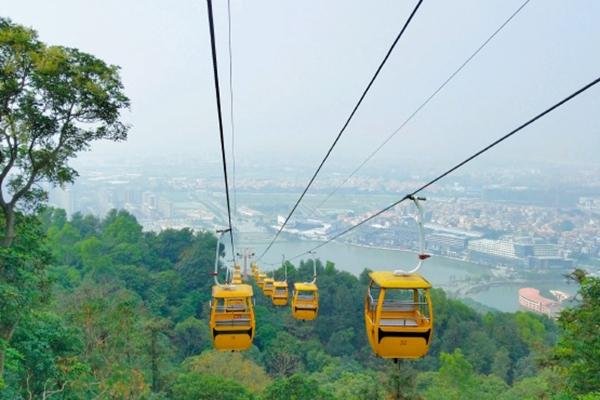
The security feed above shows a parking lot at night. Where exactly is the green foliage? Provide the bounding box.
[491,347,511,382]
[173,317,211,360]
[263,331,304,376]
[183,351,271,393]
[419,349,509,400]
[0,18,129,214]
[325,371,384,400]
[171,373,254,400]
[262,373,334,400]
[4,207,592,399]
[3,311,92,399]
[0,215,51,332]
[554,271,600,397]
[499,368,562,400]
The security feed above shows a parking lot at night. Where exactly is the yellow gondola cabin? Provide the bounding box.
[271,281,288,306]
[231,272,242,285]
[291,282,318,320]
[262,277,274,297]
[257,272,266,288]
[364,271,433,359]
[209,284,255,351]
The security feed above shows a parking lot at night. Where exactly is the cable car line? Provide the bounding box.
[227,0,239,241]
[257,0,425,261]
[309,0,531,215]
[289,75,600,261]
[206,0,235,254]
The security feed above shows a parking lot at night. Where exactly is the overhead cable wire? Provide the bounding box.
[227,0,239,243]
[206,0,235,254]
[257,0,425,261]
[289,75,600,261]
[309,0,531,214]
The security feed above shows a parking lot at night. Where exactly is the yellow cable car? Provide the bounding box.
[364,271,432,359]
[271,256,289,306]
[262,277,274,297]
[272,281,288,306]
[209,284,255,351]
[208,229,255,351]
[291,282,318,320]
[231,271,243,285]
[257,272,266,288]
[363,196,433,360]
[291,254,319,320]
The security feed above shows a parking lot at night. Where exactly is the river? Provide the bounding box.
[237,237,575,312]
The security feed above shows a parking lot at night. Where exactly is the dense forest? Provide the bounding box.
[0,207,597,399]
[1,17,599,399]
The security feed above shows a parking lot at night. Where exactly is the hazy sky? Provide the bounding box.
[3,0,600,178]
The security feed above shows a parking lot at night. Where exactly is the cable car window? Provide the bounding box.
[226,298,247,312]
[297,290,314,300]
[417,289,430,320]
[368,283,381,311]
[214,298,225,312]
[383,289,418,312]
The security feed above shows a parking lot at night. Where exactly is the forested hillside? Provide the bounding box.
[1,208,598,399]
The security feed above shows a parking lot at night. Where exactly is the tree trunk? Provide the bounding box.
[0,206,16,383]
[150,331,159,392]
[1,207,15,247]
[0,348,5,385]
[0,321,18,384]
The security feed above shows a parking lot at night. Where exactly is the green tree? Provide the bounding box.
[171,373,254,400]
[386,361,419,400]
[326,371,384,400]
[263,331,304,376]
[60,282,151,396]
[0,18,129,246]
[0,17,129,381]
[173,317,211,360]
[183,351,271,393]
[0,215,51,385]
[491,347,511,382]
[144,317,172,393]
[499,368,562,400]
[2,310,91,399]
[554,270,600,396]
[420,349,479,400]
[262,373,334,400]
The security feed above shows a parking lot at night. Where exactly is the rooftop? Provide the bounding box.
[519,287,556,306]
[294,282,317,291]
[212,283,253,298]
[369,271,432,289]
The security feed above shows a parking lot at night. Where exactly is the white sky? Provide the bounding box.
[3,0,600,177]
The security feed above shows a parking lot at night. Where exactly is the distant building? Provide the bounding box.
[49,187,74,216]
[518,287,560,317]
[468,238,526,267]
[467,238,573,269]
[427,233,467,253]
[529,256,574,269]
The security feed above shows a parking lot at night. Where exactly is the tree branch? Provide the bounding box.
[0,118,18,183]
[8,102,74,208]
[42,379,68,400]
[0,123,18,208]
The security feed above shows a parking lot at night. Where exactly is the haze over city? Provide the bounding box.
[4,0,600,174]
